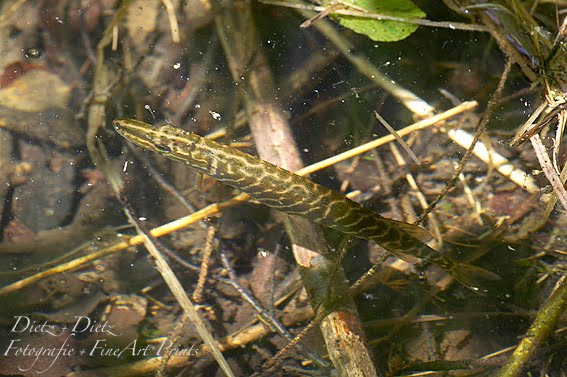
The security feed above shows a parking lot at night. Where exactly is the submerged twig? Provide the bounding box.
[496,273,567,377]
[416,61,513,223]
[161,0,180,43]
[302,13,434,116]
[544,161,567,217]
[299,102,478,176]
[530,134,567,210]
[192,224,216,303]
[447,128,539,193]
[218,249,328,368]
[374,111,421,165]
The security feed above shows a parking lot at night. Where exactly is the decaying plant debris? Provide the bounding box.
[0,1,565,376]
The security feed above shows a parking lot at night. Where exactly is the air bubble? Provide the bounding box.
[25,48,41,59]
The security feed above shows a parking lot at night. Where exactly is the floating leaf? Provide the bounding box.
[334,0,425,42]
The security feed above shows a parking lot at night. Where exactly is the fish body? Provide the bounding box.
[113,119,498,290]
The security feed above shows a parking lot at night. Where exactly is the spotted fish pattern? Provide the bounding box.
[113,119,499,291]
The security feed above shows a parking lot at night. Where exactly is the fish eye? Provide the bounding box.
[154,143,171,153]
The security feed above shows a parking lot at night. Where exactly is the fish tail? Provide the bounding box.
[376,223,501,294]
[449,262,501,294]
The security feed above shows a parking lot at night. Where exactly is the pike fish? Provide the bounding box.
[113,119,499,291]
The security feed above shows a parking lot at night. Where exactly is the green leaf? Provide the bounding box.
[334,0,425,42]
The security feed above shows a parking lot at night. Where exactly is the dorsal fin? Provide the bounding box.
[387,219,434,243]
